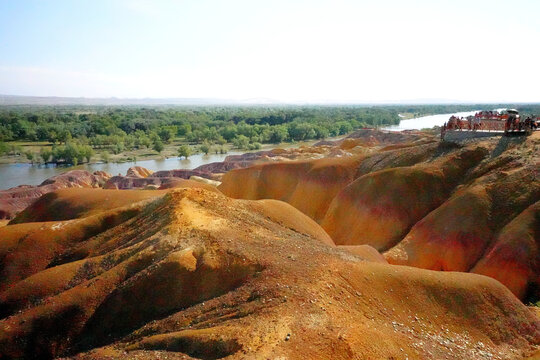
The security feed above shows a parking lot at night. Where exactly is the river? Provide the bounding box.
[0,151,246,190]
[383,111,478,131]
[0,112,478,190]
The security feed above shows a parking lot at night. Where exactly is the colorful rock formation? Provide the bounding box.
[0,170,110,219]
[220,130,540,300]
[0,186,538,359]
[126,166,154,178]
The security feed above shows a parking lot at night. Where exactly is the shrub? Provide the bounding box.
[178,145,192,159]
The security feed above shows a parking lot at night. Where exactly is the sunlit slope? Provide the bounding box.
[220,141,438,223]
[9,188,166,224]
[322,147,487,250]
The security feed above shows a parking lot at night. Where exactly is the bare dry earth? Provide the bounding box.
[0,129,538,359]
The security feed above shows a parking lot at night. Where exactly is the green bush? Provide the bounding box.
[178,144,192,159]
[247,142,262,150]
[199,141,211,155]
[40,147,52,163]
[232,135,250,149]
[152,139,164,153]
[50,142,93,165]
[0,141,8,155]
[101,151,110,163]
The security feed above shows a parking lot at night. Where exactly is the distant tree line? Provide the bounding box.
[0,106,400,154]
[2,104,538,164]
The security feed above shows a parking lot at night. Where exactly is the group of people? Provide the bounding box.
[441,112,539,136]
[506,115,539,132]
[444,115,487,131]
[475,110,501,120]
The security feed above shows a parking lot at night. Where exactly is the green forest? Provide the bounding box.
[1,104,538,165]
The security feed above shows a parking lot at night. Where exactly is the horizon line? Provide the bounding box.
[2,94,540,107]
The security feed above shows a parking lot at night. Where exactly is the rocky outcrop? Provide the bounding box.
[103,175,162,190]
[0,187,538,359]
[100,144,351,192]
[104,169,217,190]
[189,175,221,187]
[0,170,110,219]
[126,166,154,178]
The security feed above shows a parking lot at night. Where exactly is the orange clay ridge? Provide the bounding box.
[0,129,538,359]
[221,130,540,303]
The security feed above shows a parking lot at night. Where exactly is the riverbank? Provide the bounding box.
[384,111,478,131]
[0,134,349,189]
[0,109,468,166]
[0,110,491,190]
[0,138,212,165]
[0,110,479,189]
[0,134,347,166]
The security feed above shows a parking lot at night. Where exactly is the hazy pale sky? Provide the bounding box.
[1,0,539,102]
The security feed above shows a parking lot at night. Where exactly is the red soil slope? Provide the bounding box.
[10,179,219,224]
[385,160,539,288]
[286,157,364,222]
[0,170,110,219]
[385,184,493,271]
[9,188,165,224]
[0,187,538,359]
[471,201,539,300]
[220,141,439,224]
[321,147,487,250]
[219,130,540,301]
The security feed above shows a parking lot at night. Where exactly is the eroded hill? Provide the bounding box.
[0,186,538,359]
[219,130,540,301]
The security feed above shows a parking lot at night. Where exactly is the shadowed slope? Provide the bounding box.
[384,185,492,271]
[471,201,540,300]
[383,134,539,286]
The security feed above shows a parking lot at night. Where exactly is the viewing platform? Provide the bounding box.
[442,109,538,142]
[442,130,504,142]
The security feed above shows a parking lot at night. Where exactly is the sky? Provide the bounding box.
[0,0,539,103]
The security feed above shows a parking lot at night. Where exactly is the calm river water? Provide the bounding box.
[383,111,477,131]
[0,152,245,190]
[0,111,477,190]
